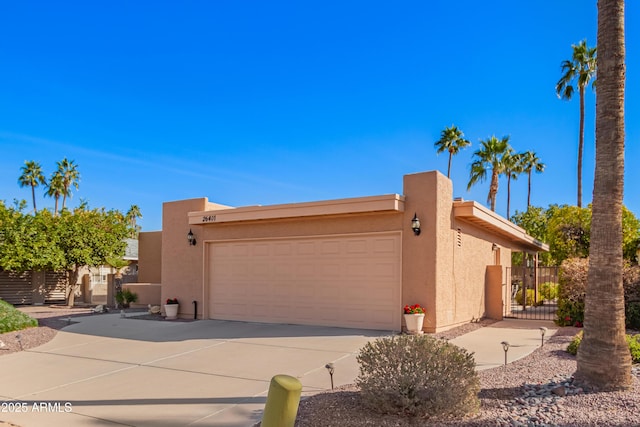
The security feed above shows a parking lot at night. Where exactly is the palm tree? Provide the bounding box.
[556,39,597,208]
[502,150,523,220]
[520,151,545,208]
[56,158,80,210]
[18,160,46,214]
[45,171,64,216]
[126,205,142,236]
[467,135,511,212]
[434,125,471,178]
[575,0,631,391]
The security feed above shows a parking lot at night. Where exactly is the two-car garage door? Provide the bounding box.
[207,232,401,330]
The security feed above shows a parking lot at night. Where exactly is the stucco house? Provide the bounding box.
[135,170,547,333]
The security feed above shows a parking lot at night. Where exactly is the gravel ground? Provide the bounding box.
[3,309,640,426]
[295,326,640,427]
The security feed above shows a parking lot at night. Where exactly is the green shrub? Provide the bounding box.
[556,299,585,326]
[539,282,559,300]
[0,299,38,334]
[627,334,640,363]
[567,331,640,363]
[355,334,479,418]
[515,289,544,306]
[566,330,583,355]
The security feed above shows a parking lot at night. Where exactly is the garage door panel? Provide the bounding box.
[208,233,401,330]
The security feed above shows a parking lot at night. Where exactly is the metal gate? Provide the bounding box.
[504,266,559,320]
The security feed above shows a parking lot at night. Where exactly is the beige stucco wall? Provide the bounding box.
[138,231,162,283]
[123,283,161,307]
[401,171,441,333]
[440,218,512,330]
[160,198,212,318]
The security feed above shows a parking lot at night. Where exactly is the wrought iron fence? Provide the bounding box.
[504,266,560,320]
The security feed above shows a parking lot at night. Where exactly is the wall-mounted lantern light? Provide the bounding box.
[187,229,197,246]
[492,243,499,251]
[411,213,421,236]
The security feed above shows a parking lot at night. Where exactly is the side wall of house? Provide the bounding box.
[441,219,512,330]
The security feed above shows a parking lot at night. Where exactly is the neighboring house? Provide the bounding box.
[0,239,139,306]
[138,170,548,332]
[78,238,139,305]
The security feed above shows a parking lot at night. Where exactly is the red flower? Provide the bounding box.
[404,304,425,314]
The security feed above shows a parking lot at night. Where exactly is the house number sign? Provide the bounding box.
[202,215,216,223]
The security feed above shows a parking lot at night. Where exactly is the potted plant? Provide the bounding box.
[403,304,425,335]
[164,298,179,319]
[115,289,138,309]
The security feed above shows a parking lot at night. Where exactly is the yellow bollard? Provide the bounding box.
[261,374,302,427]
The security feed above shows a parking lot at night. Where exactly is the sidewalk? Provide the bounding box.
[450,318,557,370]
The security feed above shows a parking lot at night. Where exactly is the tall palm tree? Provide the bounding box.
[56,158,80,211]
[126,205,142,236]
[556,39,597,208]
[467,135,511,212]
[18,160,46,214]
[434,125,471,178]
[575,0,631,391]
[45,171,64,216]
[502,150,523,220]
[520,151,545,208]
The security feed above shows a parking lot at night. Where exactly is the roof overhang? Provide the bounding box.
[188,194,405,225]
[453,200,549,253]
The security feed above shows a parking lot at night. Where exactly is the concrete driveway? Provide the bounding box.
[0,313,392,427]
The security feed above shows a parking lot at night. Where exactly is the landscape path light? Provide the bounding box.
[501,341,510,366]
[325,363,335,390]
[539,327,548,347]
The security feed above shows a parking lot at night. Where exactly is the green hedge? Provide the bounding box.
[0,299,38,334]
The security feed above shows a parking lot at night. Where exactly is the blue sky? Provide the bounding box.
[1,1,638,232]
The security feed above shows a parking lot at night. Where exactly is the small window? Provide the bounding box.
[91,267,108,285]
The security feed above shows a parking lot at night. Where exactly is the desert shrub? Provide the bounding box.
[566,330,583,355]
[539,282,559,300]
[515,289,545,307]
[355,334,479,418]
[627,334,640,363]
[567,331,640,363]
[558,258,588,300]
[0,299,38,334]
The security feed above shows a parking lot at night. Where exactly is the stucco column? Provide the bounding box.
[402,171,453,333]
[161,198,209,319]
